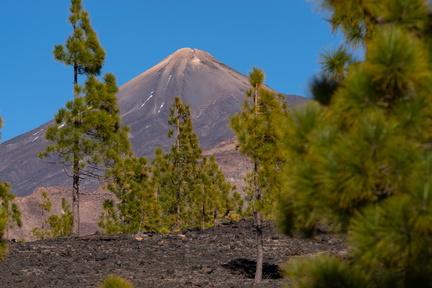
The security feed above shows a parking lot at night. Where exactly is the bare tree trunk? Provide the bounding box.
[71,57,80,236]
[254,210,263,284]
[253,161,263,284]
[213,210,217,227]
[202,204,205,230]
[202,186,206,230]
[72,161,80,236]
[74,64,79,99]
[176,193,181,231]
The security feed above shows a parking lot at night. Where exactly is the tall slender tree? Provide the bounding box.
[153,97,203,231]
[40,0,131,235]
[53,0,105,95]
[230,67,285,283]
[153,97,240,231]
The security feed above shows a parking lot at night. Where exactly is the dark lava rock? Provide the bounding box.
[0,220,346,287]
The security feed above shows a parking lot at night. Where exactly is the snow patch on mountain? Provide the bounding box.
[140,91,154,109]
[158,102,165,113]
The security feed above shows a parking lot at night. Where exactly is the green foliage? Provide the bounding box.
[40,74,131,235]
[100,96,240,234]
[279,14,430,236]
[99,156,161,234]
[230,67,286,220]
[319,45,353,81]
[98,199,120,234]
[0,214,7,257]
[281,0,432,287]
[194,156,242,229]
[53,0,105,79]
[309,45,353,106]
[38,192,52,213]
[314,0,431,49]
[0,183,21,229]
[285,255,368,288]
[152,97,202,231]
[41,0,132,236]
[153,97,241,231]
[230,67,286,283]
[363,27,428,102]
[0,182,22,257]
[287,161,432,286]
[98,274,135,288]
[349,158,432,286]
[308,74,340,106]
[31,192,73,239]
[40,74,131,177]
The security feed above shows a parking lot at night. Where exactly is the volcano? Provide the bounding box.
[0,48,308,197]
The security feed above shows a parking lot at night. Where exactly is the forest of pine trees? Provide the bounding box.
[99,96,241,234]
[1,0,432,286]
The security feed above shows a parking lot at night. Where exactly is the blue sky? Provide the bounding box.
[0,0,341,142]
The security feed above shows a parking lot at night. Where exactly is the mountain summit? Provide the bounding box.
[0,48,308,197]
[118,47,252,156]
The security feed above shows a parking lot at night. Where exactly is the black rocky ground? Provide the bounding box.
[0,220,346,288]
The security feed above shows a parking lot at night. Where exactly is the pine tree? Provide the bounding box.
[0,118,22,257]
[314,0,429,49]
[0,182,22,257]
[40,74,131,235]
[99,156,161,234]
[280,1,432,286]
[153,97,203,231]
[153,96,240,231]
[194,156,241,229]
[230,67,286,283]
[40,0,131,235]
[53,0,105,92]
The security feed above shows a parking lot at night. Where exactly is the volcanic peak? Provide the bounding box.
[155,47,216,70]
[168,47,205,60]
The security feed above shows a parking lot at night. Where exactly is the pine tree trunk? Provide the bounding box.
[72,159,80,236]
[213,210,217,227]
[202,187,205,230]
[176,118,181,230]
[74,64,78,99]
[253,161,263,284]
[41,205,44,230]
[254,210,263,284]
[176,192,181,230]
[202,204,205,230]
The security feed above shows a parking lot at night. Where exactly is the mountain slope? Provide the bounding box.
[0,48,309,197]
